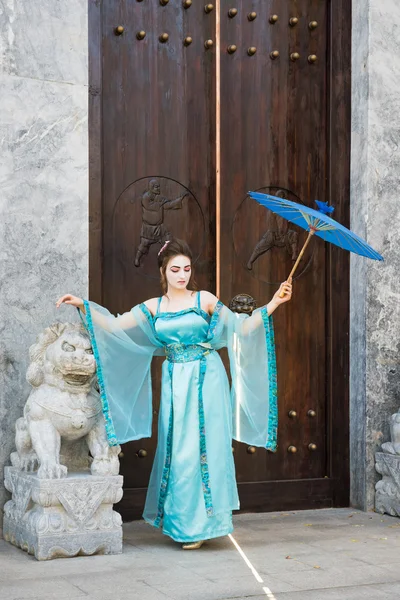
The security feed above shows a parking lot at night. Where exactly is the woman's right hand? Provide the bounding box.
[56,294,84,311]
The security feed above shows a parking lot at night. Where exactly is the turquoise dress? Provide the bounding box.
[80,292,277,543]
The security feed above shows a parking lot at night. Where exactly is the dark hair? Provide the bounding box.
[157,238,197,295]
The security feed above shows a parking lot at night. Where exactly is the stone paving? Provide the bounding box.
[0,508,399,600]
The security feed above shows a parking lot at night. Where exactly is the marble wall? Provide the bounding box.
[0,1,88,530]
[350,0,400,509]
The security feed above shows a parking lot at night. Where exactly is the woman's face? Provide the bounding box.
[164,254,192,291]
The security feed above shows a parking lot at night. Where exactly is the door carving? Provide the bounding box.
[89,0,351,520]
[112,177,205,278]
[232,188,313,285]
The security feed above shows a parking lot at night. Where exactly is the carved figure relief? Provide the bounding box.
[112,176,205,279]
[233,186,314,285]
[247,212,299,270]
[134,178,189,267]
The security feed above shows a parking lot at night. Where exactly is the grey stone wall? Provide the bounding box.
[0,1,88,530]
[350,0,400,509]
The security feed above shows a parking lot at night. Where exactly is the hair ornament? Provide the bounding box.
[158,240,170,256]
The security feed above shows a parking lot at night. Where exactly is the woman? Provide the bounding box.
[56,239,292,549]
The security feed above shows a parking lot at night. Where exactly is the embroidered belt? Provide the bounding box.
[165,343,213,363]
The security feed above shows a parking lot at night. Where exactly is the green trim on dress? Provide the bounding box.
[261,308,278,452]
[153,360,174,527]
[80,300,119,447]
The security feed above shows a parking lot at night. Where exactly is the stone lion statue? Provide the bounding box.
[381,410,400,455]
[10,322,120,479]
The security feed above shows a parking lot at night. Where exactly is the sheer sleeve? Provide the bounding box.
[208,302,278,451]
[79,300,164,446]
[85,305,137,333]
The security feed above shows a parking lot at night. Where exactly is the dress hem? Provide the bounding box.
[143,517,234,543]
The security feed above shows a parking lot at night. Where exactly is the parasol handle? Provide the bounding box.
[279,229,315,298]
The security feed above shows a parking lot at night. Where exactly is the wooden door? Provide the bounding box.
[89,0,351,520]
[220,0,350,511]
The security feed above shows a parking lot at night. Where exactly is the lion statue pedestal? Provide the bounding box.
[3,469,123,560]
[375,409,400,518]
[3,322,124,560]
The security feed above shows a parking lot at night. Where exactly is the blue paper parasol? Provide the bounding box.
[249,192,383,295]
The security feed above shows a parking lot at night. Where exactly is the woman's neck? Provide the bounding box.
[165,287,193,302]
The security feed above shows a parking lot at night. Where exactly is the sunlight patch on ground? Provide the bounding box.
[228,534,277,599]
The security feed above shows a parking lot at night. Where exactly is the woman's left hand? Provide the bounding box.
[272,278,293,305]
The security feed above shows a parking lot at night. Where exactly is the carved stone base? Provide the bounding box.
[375,452,400,517]
[3,467,124,560]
